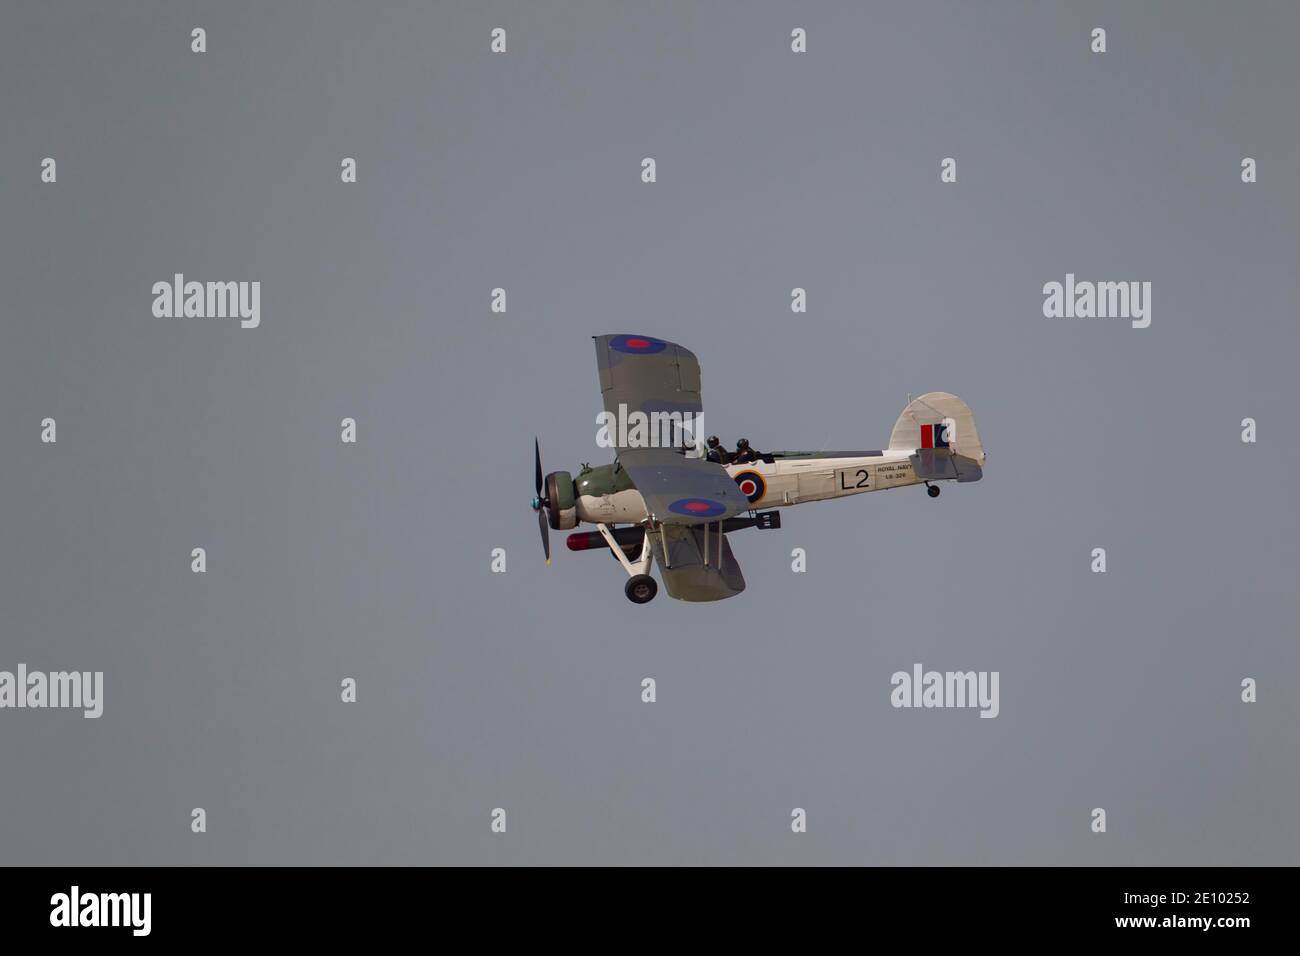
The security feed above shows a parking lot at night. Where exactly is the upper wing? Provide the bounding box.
[593,334,746,524]
[594,334,703,424]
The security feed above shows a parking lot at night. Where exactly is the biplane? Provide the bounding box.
[532,335,987,603]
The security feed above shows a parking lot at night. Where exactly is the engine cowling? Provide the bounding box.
[545,471,578,530]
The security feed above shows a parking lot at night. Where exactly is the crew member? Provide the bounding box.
[732,438,758,463]
[705,435,730,464]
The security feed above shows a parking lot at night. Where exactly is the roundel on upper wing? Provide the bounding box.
[667,497,727,518]
[609,334,668,355]
[733,470,766,504]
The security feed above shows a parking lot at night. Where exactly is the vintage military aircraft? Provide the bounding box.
[531,334,986,604]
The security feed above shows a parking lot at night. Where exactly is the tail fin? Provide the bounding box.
[888,392,986,467]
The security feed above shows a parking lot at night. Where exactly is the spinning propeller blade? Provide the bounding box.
[533,437,550,564]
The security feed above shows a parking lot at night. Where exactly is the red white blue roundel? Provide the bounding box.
[733,470,766,504]
[610,334,668,355]
[668,497,727,518]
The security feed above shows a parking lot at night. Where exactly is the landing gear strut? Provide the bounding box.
[625,574,658,604]
[926,483,941,498]
[596,522,659,604]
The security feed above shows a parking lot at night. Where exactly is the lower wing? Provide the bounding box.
[648,524,746,602]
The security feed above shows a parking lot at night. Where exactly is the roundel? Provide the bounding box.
[609,334,668,355]
[733,470,766,504]
[667,497,727,518]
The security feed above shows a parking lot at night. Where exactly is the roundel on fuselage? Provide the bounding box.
[733,470,766,504]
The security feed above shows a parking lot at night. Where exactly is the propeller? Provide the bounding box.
[531,438,551,564]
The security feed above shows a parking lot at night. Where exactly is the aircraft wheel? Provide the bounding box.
[625,574,658,604]
[927,484,941,498]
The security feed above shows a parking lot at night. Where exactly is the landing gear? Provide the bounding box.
[926,483,941,498]
[596,523,659,604]
[625,574,658,604]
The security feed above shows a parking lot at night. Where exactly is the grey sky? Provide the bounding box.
[1,1,1296,865]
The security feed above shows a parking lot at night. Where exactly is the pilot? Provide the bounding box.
[705,435,730,464]
[732,438,758,463]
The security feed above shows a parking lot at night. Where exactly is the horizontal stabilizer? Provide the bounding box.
[911,448,984,483]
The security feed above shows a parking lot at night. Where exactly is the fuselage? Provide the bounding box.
[573,450,921,525]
